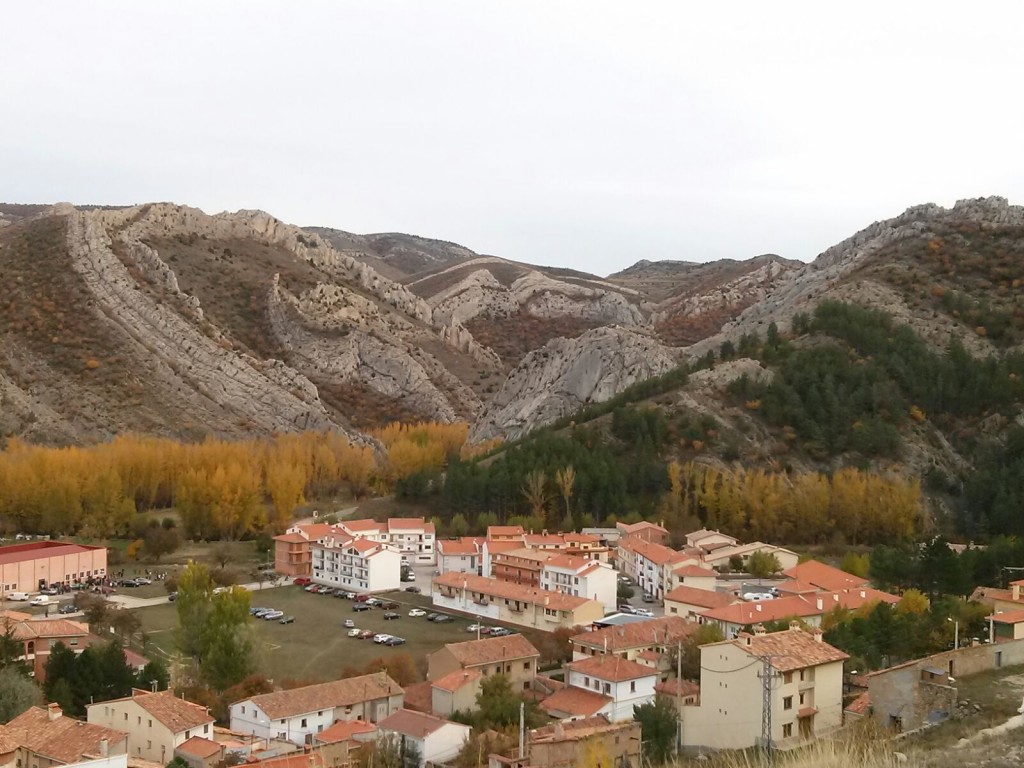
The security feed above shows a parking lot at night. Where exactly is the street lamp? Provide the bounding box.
[948,617,959,650]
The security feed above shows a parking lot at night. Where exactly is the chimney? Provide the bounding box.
[753,624,766,636]
[100,740,109,757]
[788,620,800,631]
[553,721,565,739]
[47,703,62,721]
[811,628,824,643]
[816,598,823,611]
[755,603,762,612]
[1014,583,1021,601]
[860,590,866,599]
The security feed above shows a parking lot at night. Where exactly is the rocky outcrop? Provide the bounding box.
[470,327,679,442]
[65,209,342,436]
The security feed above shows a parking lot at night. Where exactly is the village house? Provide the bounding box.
[989,609,1024,641]
[273,523,341,577]
[229,672,404,746]
[680,625,848,751]
[615,537,690,600]
[780,560,869,593]
[570,616,697,663]
[539,555,617,613]
[86,689,214,765]
[5,703,128,768]
[972,579,1024,614]
[431,573,604,631]
[488,717,641,768]
[436,538,483,576]
[0,541,108,596]
[428,633,540,713]
[0,611,90,680]
[376,710,470,768]
[685,529,739,551]
[700,542,800,572]
[336,518,436,565]
[173,737,223,768]
[664,585,736,621]
[543,656,658,721]
[668,564,718,592]
[615,521,669,544]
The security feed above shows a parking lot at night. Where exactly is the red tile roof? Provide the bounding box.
[845,692,870,716]
[569,655,657,682]
[433,572,596,611]
[700,595,821,625]
[314,720,377,745]
[618,537,685,566]
[664,585,735,611]
[440,634,540,667]
[0,541,105,566]
[6,618,89,641]
[437,538,483,556]
[243,673,403,719]
[431,668,482,693]
[989,609,1024,624]
[273,533,307,544]
[387,518,431,531]
[774,579,820,596]
[617,521,668,535]
[540,687,612,718]
[654,679,700,698]
[6,706,128,763]
[176,737,222,759]
[782,560,868,592]
[730,628,848,672]
[340,519,384,534]
[126,690,213,733]
[0,724,17,755]
[673,565,716,578]
[400,681,433,713]
[487,526,526,538]
[529,715,635,743]
[378,709,465,738]
[572,616,697,652]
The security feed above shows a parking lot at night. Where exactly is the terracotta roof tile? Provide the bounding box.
[729,628,848,672]
[315,720,377,745]
[0,724,17,755]
[176,737,222,759]
[845,692,870,715]
[486,526,525,538]
[572,616,697,652]
[387,518,429,531]
[617,538,681,566]
[6,618,89,641]
[243,673,403,720]
[655,678,700,698]
[664,585,735,610]
[569,655,656,682]
[529,715,635,743]
[989,609,1024,624]
[437,538,483,556]
[378,709,464,738]
[433,572,595,611]
[782,560,868,592]
[273,533,307,544]
[130,690,213,733]
[7,706,128,763]
[616,521,667,534]
[686,529,737,544]
[673,565,716,578]
[400,681,433,713]
[431,668,482,692]
[340,519,384,534]
[441,634,540,667]
[0,541,105,566]
[540,687,612,717]
[700,595,821,625]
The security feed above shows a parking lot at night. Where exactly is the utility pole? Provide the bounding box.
[758,655,775,765]
[676,640,682,755]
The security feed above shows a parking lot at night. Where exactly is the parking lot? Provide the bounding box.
[135,582,482,683]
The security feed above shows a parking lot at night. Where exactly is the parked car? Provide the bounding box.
[383,612,400,620]
[366,598,383,607]
[433,615,454,623]
[304,585,319,593]
[58,603,77,614]
[372,633,393,644]
[426,613,440,621]
[119,579,140,588]
[42,586,60,596]
[466,623,484,633]
[642,593,655,603]
[618,575,632,585]
[405,574,416,582]
[29,595,50,606]
[353,603,371,612]
[279,616,295,624]
[293,577,311,586]
[618,604,636,614]
[168,592,178,602]
[6,592,28,602]
[633,608,654,618]
[262,610,285,620]
[348,628,362,638]
[408,609,426,617]
[344,619,356,628]
[383,636,406,646]
[479,626,495,636]
[135,577,152,585]
[354,594,370,602]
[405,586,421,594]
[253,608,275,618]
[380,601,399,610]
[358,629,375,639]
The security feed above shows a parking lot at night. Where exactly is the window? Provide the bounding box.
[241,706,246,715]
[783,672,793,684]
[782,724,792,738]
[630,681,636,693]
[585,676,591,687]
[148,719,152,727]
[783,696,793,710]
[124,713,128,721]
[799,670,805,681]
[523,662,530,670]
[799,693,805,705]
[603,683,611,694]
[138,717,142,725]
[147,741,152,750]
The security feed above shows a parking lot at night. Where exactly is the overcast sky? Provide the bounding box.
[3,2,1023,276]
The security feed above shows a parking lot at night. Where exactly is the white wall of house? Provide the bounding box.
[380,531,436,564]
[312,544,401,593]
[87,700,212,765]
[439,552,479,575]
[564,670,657,722]
[384,723,471,767]
[541,562,617,613]
[229,697,401,746]
[64,755,129,768]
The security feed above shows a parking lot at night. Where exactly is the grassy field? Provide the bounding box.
[137,584,483,684]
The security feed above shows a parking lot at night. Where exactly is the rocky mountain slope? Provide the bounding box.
[1,197,1021,450]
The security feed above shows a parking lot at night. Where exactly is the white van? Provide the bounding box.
[29,595,50,606]
[7,592,29,601]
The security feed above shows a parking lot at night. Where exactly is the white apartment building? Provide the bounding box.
[311,535,402,593]
[540,555,618,613]
[339,518,436,564]
[616,537,694,601]
[557,656,658,722]
[229,673,404,746]
[680,625,848,751]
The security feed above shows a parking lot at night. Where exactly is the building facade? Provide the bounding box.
[87,689,214,765]
[0,542,108,596]
[311,535,402,593]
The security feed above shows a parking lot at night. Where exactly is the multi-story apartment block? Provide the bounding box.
[539,555,617,613]
[680,625,848,750]
[311,534,402,593]
[336,518,435,565]
[543,656,658,722]
[87,689,214,765]
[570,616,697,663]
[616,536,691,600]
[436,537,483,575]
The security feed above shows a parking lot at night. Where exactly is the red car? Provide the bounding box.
[293,577,311,587]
